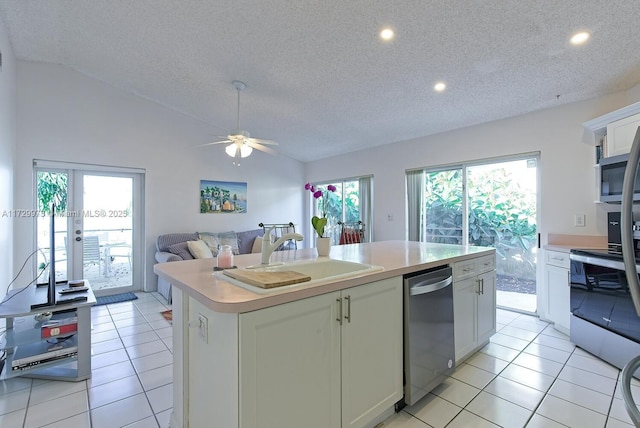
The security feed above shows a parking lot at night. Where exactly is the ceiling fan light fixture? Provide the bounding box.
[201,80,278,162]
[240,143,253,158]
[225,143,238,157]
[225,141,254,158]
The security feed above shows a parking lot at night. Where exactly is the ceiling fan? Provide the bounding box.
[201,80,278,164]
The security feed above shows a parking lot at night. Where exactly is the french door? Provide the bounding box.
[34,161,144,297]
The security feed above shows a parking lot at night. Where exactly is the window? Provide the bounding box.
[311,176,372,244]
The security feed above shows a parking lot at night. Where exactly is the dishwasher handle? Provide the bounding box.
[409,275,452,296]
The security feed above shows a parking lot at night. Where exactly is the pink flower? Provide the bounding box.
[305,182,338,236]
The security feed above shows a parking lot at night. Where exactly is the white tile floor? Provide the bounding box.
[0,291,173,428]
[1,296,639,427]
[386,309,639,428]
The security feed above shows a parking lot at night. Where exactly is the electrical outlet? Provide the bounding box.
[387,213,393,221]
[574,214,586,227]
[198,313,208,343]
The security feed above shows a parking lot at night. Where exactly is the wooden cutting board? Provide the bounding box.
[223,269,311,289]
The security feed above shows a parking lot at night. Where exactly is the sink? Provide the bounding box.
[217,259,384,293]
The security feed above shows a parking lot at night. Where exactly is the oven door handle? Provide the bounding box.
[621,126,640,317]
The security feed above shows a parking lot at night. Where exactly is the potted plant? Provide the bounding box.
[305,182,336,256]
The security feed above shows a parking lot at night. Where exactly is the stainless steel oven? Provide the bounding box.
[569,249,640,370]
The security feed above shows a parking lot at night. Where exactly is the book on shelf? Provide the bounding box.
[41,317,78,339]
[11,335,78,372]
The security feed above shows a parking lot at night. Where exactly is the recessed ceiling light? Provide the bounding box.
[570,31,590,45]
[380,28,394,41]
[434,82,446,92]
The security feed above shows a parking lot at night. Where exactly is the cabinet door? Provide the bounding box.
[454,277,478,363]
[545,264,570,334]
[606,113,640,157]
[239,292,341,428]
[341,277,403,428]
[476,271,496,346]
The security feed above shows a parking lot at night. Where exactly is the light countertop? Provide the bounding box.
[544,233,607,253]
[154,240,495,313]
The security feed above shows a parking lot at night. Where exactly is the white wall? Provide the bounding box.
[14,61,305,291]
[0,18,16,291]
[306,90,640,245]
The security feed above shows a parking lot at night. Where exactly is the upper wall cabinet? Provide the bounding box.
[583,102,640,159]
[606,114,640,157]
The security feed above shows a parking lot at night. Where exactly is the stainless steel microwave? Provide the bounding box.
[599,153,640,203]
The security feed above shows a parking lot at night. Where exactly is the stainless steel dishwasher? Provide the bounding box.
[403,265,455,406]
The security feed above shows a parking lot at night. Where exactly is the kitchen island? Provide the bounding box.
[154,240,495,428]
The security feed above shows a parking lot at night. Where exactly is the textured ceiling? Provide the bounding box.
[1,1,640,162]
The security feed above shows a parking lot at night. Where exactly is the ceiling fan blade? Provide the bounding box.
[249,141,278,155]
[194,140,233,148]
[246,136,278,146]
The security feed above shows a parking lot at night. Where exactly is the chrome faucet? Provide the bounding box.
[261,226,304,265]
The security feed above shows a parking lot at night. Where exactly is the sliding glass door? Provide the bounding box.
[408,155,538,313]
[311,176,372,244]
[35,162,144,297]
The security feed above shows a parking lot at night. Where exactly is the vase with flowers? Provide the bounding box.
[305,182,336,256]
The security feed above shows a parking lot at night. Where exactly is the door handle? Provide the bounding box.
[344,296,351,323]
[336,298,342,324]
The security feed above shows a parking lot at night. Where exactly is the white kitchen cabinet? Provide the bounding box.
[543,249,571,335]
[606,113,640,157]
[453,254,496,363]
[239,290,341,428]
[340,278,403,428]
[238,276,403,428]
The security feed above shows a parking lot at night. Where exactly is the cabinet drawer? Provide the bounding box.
[454,260,477,281]
[476,255,495,274]
[545,250,570,269]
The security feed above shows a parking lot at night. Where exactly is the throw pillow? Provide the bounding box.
[167,242,194,260]
[199,231,240,256]
[251,236,263,254]
[251,234,276,254]
[237,228,265,254]
[187,240,213,259]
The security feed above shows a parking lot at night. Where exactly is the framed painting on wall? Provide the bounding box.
[200,180,247,214]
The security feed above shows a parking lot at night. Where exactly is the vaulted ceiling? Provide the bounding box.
[1,1,639,162]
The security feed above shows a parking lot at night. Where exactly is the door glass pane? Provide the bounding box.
[424,169,463,244]
[467,159,537,312]
[314,182,342,244]
[81,175,133,291]
[343,180,360,223]
[314,179,362,244]
[36,171,69,283]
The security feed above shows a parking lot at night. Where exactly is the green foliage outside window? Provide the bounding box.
[425,167,537,280]
[318,181,360,223]
[37,172,68,214]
